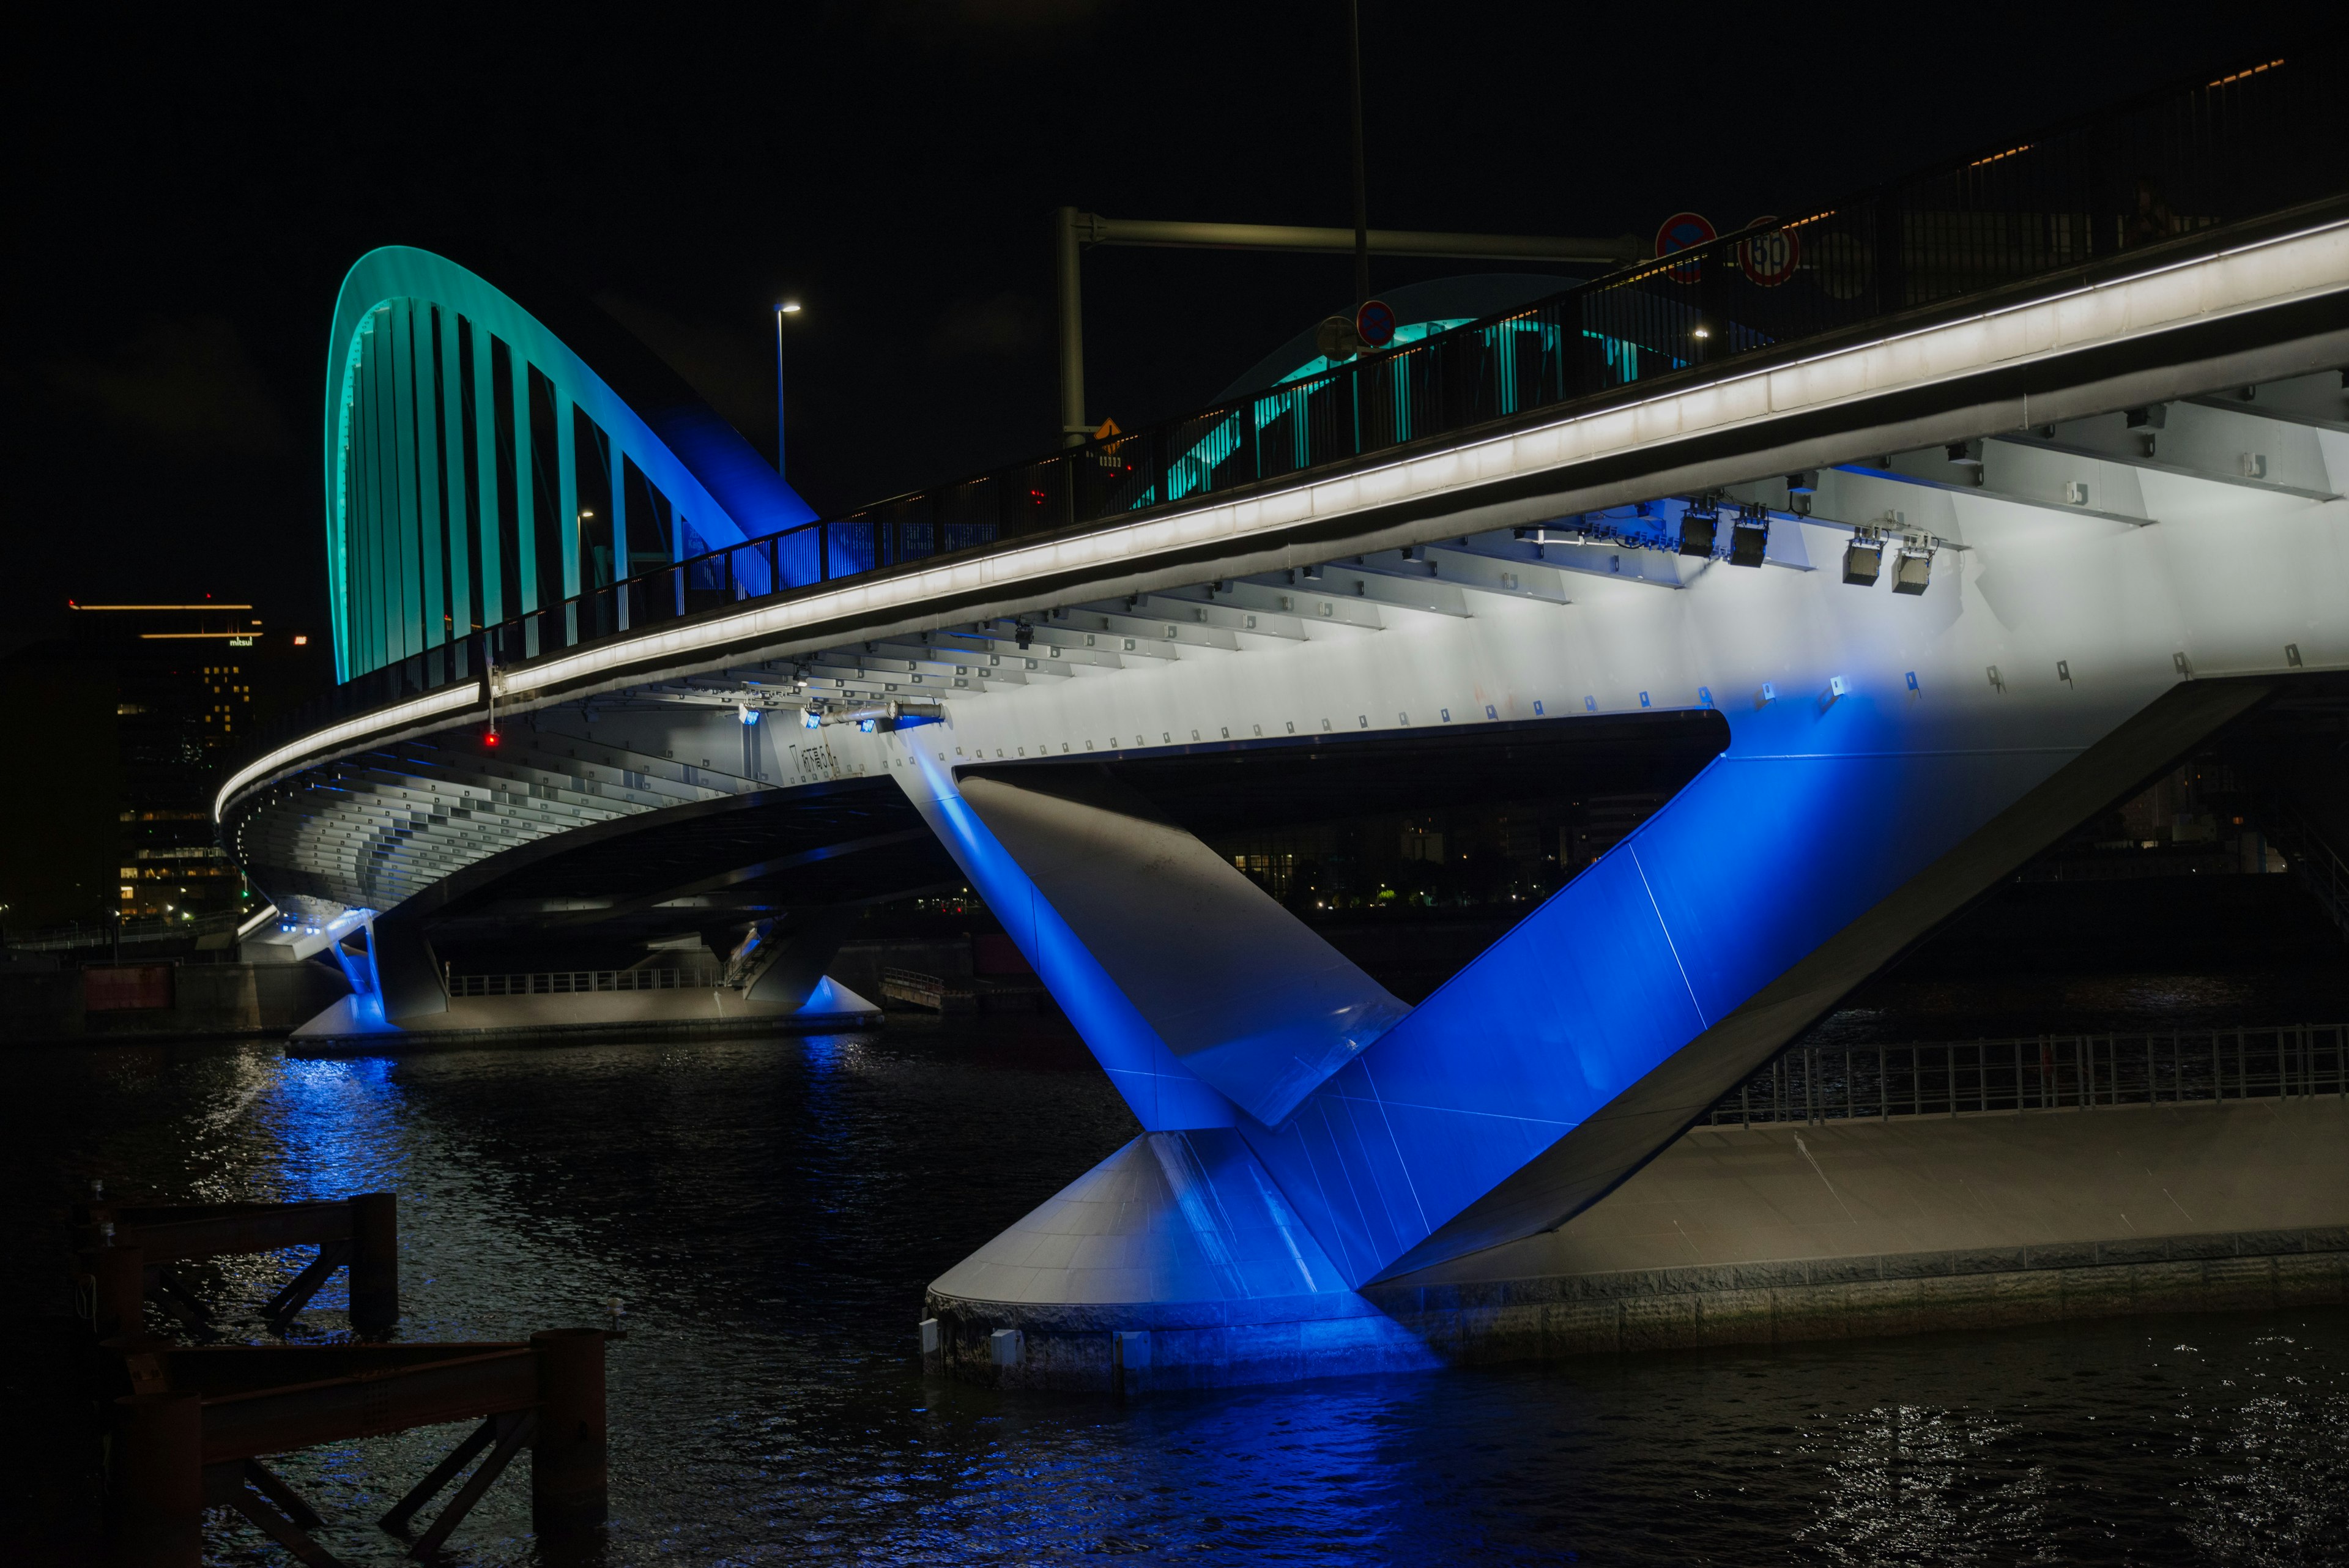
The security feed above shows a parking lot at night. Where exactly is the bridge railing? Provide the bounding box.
[447,966,725,998]
[1711,1024,2348,1126]
[231,44,2342,782]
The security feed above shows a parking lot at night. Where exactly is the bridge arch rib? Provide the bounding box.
[324,246,817,683]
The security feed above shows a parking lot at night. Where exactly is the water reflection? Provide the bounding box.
[264,1057,406,1200]
[1795,1405,2052,1566]
[2176,1336,2349,1565]
[3,1027,2345,1565]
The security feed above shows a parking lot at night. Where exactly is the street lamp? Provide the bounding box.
[773,300,803,485]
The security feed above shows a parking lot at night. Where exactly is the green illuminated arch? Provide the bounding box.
[324,247,812,682]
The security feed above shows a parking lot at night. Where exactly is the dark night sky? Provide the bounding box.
[1,2,2309,659]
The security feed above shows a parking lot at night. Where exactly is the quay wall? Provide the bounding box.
[0,960,347,1044]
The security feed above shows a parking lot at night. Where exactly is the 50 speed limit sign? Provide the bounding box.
[1737,216,1800,288]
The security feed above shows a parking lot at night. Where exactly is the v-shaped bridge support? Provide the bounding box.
[908,680,2268,1384]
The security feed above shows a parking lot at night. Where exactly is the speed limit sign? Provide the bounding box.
[1737,216,1800,288]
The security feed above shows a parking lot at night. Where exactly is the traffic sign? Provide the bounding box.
[1653,211,1715,283]
[1354,298,1397,350]
[1736,215,1801,288]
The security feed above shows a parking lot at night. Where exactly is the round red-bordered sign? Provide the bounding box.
[1354,298,1397,349]
[1653,211,1715,283]
[1737,215,1801,288]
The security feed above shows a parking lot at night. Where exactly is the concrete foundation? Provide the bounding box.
[288,976,883,1056]
[934,1095,2349,1391]
[925,1128,1439,1391]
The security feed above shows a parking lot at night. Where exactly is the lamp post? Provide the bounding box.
[1348,0,1368,309]
[773,300,802,483]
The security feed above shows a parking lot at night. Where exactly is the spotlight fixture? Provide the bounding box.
[1729,504,1769,567]
[1842,534,1883,585]
[737,704,761,726]
[1678,505,1718,557]
[801,707,823,730]
[1891,544,1934,595]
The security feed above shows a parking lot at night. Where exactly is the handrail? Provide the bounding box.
[1712,1022,2347,1125]
[227,43,2341,790]
[447,966,725,998]
[6,910,243,953]
[2258,794,2349,935]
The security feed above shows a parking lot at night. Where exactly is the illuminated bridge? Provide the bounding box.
[218,56,2349,1383]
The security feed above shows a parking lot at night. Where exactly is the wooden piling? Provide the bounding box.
[82,1244,146,1340]
[530,1328,608,1534]
[113,1392,201,1568]
[347,1191,398,1336]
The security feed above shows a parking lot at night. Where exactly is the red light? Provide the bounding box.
[484,732,500,747]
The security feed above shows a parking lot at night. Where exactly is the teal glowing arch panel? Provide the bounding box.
[324,246,817,683]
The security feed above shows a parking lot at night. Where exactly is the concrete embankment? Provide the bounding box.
[286,980,883,1055]
[0,960,347,1045]
[1367,1094,2349,1362]
[0,932,972,1049]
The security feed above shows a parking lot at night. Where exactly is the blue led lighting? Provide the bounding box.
[910,754,1236,1131]
[1233,693,2083,1284]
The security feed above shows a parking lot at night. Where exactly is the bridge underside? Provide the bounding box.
[394,777,960,972]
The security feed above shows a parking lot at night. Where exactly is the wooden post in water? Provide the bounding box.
[347,1191,398,1336]
[113,1392,201,1567]
[83,1244,145,1340]
[531,1328,609,1534]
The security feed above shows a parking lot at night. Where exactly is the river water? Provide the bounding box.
[7,1017,2346,1566]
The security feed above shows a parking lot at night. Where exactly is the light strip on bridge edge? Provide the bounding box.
[221,216,2349,821]
[216,683,478,820]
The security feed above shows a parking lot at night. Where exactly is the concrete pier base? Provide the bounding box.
[288,976,883,1056]
[925,1129,1439,1391]
[931,1096,2349,1391]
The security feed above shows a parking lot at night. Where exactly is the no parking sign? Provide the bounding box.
[1653,211,1715,283]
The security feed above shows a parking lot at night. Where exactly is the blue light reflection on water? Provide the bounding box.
[264,1057,406,1202]
[7,1025,2345,1565]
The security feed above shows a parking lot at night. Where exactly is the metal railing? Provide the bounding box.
[6,910,243,953]
[2260,795,2349,937]
[235,44,2342,779]
[1710,1024,2348,1126]
[448,966,724,998]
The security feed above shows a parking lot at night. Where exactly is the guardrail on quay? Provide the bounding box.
[1713,1022,2347,1126]
[880,966,1048,1016]
[447,965,724,998]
